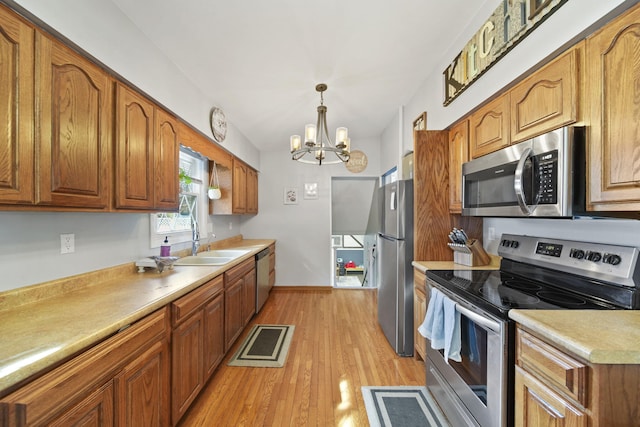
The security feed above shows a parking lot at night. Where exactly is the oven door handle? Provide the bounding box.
[454,303,501,333]
[514,147,535,216]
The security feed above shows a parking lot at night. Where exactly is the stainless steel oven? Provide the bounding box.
[425,280,511,427]
[462,126,585,217]
[423,234,640,426]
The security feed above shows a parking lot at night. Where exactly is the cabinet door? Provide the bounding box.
[232,160,247,213]
[224,279,244,351]
[413,269,427,361]
[154,108,179,211]
[0,6,34,204]
[586,4,640,211]
[242,268,257,325]
[114,339,170,427]
[448,119,469,213]
[48,381,114,427]
[246,167,258,214]
[469,94,510,159]
[36,33,112,208]
[115,83,154,209]
[171,311,204,425]
[510,47,579,142]
[515,366,587,427]
[203,293,225,378]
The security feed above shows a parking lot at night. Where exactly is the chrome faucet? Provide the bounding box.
[191,219,200,256]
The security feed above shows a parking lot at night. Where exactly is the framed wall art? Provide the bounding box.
[284,187,298,205]
[304,182,318,200]
[413,112,427,131]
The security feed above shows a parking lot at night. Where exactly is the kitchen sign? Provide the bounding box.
[443,0,568,105]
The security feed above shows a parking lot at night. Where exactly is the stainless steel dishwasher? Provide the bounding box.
[255,248,271,312]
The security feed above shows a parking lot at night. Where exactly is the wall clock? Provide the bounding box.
[210,107,227,143]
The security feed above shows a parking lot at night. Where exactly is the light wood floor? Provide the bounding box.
[179,288,425,426]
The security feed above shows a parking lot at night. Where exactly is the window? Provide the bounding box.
[150,147,207,248]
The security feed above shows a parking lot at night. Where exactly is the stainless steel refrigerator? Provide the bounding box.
[377,179,414,356]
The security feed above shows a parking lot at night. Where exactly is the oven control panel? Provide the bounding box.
[498,234,639,288]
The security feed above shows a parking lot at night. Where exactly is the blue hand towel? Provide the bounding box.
[418,288,444,348]
[443,297,462,363]
[418,287,462,363]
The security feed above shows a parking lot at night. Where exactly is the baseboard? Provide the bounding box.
[272,286,332,293]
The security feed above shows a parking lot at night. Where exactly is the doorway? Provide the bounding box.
[330,177,380,288]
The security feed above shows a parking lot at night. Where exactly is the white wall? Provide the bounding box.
[380,107,403,175]
[240,136,382,286]
[396,0,640,253]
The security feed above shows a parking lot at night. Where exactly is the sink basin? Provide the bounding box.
[196,249,251,258]
[174,256,234,266]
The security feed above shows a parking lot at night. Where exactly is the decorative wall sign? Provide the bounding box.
[443,0,568,105]
[284,187,298,205]
[209,107,228,142]
[304,182,318,200]
[413,112,427,131]
[345,150,368,173]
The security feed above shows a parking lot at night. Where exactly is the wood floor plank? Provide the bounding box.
[178,288,425,426]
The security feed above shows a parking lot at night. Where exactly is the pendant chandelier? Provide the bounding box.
[290,83,350,165]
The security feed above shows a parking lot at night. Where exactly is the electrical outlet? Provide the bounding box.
[60,233,75,254]
[229,222,233,230]
[488,227,496,241]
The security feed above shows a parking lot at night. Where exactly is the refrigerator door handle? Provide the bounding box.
[390,190,397,211]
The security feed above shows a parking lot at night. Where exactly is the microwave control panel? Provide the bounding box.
[535,150,558,205]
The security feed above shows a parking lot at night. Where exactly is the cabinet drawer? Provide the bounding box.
[516,328,587,405]
[172,275,224,325]
[224,257,255,285]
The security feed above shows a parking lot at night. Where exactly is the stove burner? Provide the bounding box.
[537,290,587,307]
[478,286,541,308]
[502,280,542,291]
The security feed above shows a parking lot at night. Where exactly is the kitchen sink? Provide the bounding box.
[174,256,234,266]
[196,249,251,258]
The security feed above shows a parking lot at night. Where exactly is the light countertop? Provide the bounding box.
[412,255,501,273]
[509,309,640,364]
[0,238,274,395]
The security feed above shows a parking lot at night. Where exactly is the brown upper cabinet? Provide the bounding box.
[0,5,34,205]
[36,32,113,209]
[448,119,469,213]
[232,159,247,214]
[154,108,180,210]
[586,3,640,212]
[510,45,581,143]
[468,44,582,160]
[246,166,258,214]
[115,83,178,211]
[469,94,510,159]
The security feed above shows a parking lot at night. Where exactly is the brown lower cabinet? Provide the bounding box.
[413,268,427,361]
[515,326,640,426]
[0,309,170,426]
[224,258,256,351]
[171,275,224,425]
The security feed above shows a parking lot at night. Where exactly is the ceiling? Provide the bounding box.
[110,0,494,152]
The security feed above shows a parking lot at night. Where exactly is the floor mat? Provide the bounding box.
[227,324,294,367]
[361,386,451,427]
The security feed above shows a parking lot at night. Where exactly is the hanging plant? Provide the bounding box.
[208,161,222,200]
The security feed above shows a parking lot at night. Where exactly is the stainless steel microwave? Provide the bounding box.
[462,126,585,217]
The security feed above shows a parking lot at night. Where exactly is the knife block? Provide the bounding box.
[448,239,491,267]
